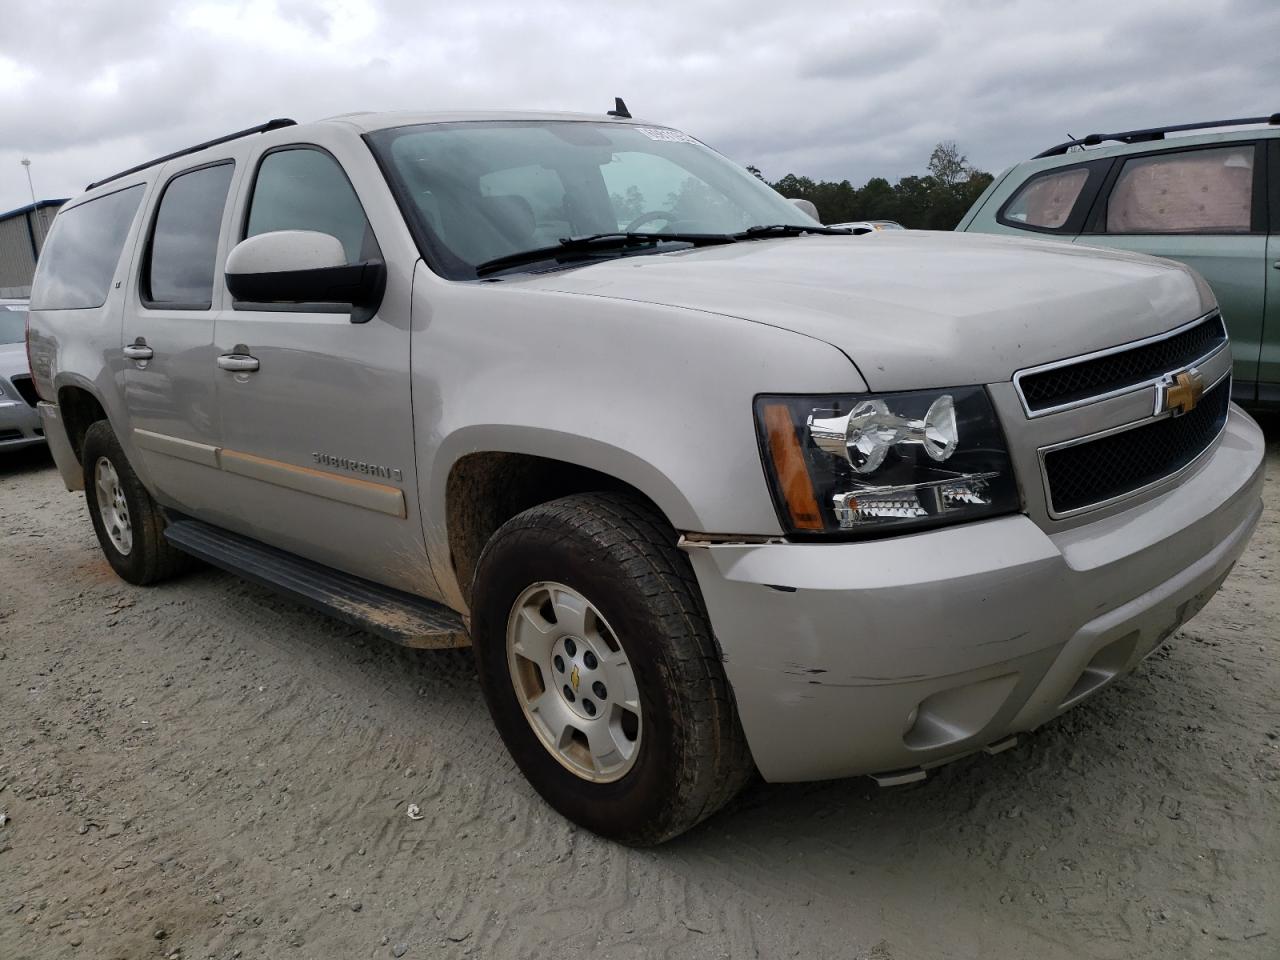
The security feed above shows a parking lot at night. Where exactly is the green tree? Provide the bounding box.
[763,142,990,230]
[927,141,969,188]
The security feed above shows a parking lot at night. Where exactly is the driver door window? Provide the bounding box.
[245,148,379,263]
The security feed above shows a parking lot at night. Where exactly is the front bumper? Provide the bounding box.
[0,396,43,450]
[688,405,1266,783]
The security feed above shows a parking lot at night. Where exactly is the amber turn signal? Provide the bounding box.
[761,402,824,531]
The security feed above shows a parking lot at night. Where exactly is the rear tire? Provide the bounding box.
[471,492,754,845]
[82,420,192,585]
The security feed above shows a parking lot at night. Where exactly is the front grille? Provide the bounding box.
[8,375,38,407]
[1019,313,1226,412]
[0,429,21,442]
[1044,377,1229,514]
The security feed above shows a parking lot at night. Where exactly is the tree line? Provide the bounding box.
[752,142,995,230]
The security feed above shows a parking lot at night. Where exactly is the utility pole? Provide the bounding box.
[20,158,41,261]
[21,158,37,207]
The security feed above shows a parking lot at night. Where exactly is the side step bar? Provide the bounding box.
[163,518,468,649]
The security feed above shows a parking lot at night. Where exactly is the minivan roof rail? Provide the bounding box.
[1033,113,1280,159]
[85,118,298,190]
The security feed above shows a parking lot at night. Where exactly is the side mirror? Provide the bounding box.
[788,198,820,222]
[225,230,386,323]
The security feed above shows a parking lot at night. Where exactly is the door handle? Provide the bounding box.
[217,353,260,373]
[122,340,153,361]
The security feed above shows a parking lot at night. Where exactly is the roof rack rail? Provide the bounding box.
[85,118,298,191]
[1033,113,1280,159]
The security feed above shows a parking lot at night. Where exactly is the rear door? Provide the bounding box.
[1073,141,1267,401]
[209,133,435,597]
[122,160,238,510]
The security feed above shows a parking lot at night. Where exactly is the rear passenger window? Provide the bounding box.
[245,149,376,264]
[1106,145,1254,234]
[1002,167,1089,230]
[30,185,144,310]
[145,163,235,308]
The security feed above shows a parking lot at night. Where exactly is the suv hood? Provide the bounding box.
[527,231,1209,390]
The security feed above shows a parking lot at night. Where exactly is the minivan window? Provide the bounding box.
[368,121,815,279]
[30,185,144,310]
[146,163,235,308]
[1002,167,1089,230]
[1106,145,1254,235]
[245,148,376,264]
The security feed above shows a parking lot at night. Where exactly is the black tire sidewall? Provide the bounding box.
[472,521,690,843]
[82,422,154,584]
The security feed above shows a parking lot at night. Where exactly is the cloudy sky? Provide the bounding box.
[2,0,1277,213]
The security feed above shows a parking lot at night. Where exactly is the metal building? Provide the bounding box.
[0,199,67,298]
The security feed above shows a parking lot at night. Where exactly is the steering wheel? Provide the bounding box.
[624,211,677,233]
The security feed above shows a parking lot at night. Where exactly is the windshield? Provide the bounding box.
[368,120,817,278]
[0,307,26,344]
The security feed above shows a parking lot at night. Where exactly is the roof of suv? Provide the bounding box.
[76,109,661,197]
[323,109,658,132]
[1005,125,1279,182]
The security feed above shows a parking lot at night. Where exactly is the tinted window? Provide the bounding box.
[245,149,376,263]
[1002,167,1089,229]
[0,307,26,344]
[30,186,143,310]
[1106,145,1254,234]
[146,163,235,308]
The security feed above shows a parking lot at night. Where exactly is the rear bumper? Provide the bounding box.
[688,405,1266,783]
[0,397,43,450]
[36,401,84,490]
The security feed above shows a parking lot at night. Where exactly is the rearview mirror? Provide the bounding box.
[788,198,820,222]
[225,230,386,323]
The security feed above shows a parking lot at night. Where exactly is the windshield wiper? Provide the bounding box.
[474,232,735,277]
[732,224,853,239]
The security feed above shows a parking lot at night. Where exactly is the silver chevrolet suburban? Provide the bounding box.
[26,108,1266,845]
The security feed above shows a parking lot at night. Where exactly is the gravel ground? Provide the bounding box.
[1,429,1277,960]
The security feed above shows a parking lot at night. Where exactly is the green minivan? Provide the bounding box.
[958,114,1280,408]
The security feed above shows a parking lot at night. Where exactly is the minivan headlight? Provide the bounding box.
[755,387,1019,537]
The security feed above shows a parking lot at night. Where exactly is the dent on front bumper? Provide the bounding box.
[687,406,1266,783]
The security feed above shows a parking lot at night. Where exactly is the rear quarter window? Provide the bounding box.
[30,185,145,310]
[1001,167,1090,230]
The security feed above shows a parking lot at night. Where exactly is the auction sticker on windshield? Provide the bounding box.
[636,127,697,143]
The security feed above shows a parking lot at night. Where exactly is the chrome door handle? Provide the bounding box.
[122,341,153,361]
[217,354,260,373]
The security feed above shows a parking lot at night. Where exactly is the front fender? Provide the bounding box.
[411,262,865,607]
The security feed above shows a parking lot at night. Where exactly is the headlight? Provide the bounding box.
[755,386,1019,537]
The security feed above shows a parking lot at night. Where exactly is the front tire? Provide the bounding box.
[82,420,192,586]
[471,493,753,845]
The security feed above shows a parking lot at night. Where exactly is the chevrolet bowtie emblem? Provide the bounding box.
[570,665,580,691]
[1157,368,1205,416]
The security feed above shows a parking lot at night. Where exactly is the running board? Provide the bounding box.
[163,518,468,649]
